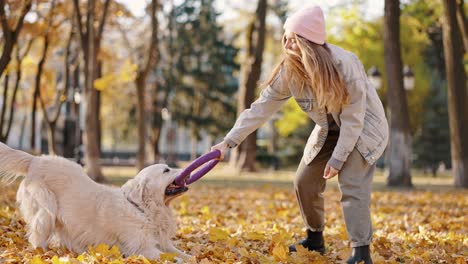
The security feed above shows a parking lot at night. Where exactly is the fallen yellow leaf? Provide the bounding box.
[272,244,288,261]
[245,231,264,241]
[209,227,230,242]
[160,252,177,261]
[30,256,47,264]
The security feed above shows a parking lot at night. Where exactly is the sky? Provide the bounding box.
[117,0,385,20]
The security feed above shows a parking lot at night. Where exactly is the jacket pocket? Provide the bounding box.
[295,98,314,112]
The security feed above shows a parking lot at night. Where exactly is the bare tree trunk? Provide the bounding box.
[28,22,44,150]
[455,0,468,53]
[152,127,162,161]
[150,2,175,164]
[383,0,413,187]
[151,110,163,161]
[44,28,73,157]
[47,123,58,155]
[73,0,111,181]
[0,0,32,78]
[18,114,27,149]
[0,73,9,142]
[136,76,147,169]
[32,32,51,152]
[62,30,77,158]
[190,130,197,161]
[83,0,104,181]
[442,0,468,188]
[135,0,159,170]
[31,0,61,152]
[149,83,169,162]
[96,61,102,154]
[72,62,82,164]
[30,76,39,150]
[36,0,68,156]
[3,39,34,141]
[230,0,267,172]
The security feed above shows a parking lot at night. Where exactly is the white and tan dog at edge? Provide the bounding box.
[0,142,191,261]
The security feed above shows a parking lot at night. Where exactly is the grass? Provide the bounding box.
[103,162,456,191]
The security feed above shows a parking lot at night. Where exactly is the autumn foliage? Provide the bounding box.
[0,183,466,263]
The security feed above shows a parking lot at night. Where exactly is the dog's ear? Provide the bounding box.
[121,178,148,206]
[141,179,166,207]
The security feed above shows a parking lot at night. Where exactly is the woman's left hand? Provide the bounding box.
[323,164,339,179]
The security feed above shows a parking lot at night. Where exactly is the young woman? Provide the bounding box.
[211,5,388,264]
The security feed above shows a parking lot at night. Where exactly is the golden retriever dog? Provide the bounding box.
[0,142,190,261]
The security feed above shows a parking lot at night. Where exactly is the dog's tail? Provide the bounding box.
[0,142,34,183]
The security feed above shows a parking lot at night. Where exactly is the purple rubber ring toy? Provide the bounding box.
[174,150,221,186]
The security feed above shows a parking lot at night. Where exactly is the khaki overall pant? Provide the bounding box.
[294,131,375,247]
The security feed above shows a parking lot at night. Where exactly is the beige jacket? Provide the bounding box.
[225,44,389,169]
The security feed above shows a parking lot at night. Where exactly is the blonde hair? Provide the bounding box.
[266,33,348,113]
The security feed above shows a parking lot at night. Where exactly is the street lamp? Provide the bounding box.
[161,107,171,121]
[403,65,415,91]
[74,91,81,104]
[72,89,83,165]
[367,66,382,90]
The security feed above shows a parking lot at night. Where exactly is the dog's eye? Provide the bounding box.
[163,168,170,173]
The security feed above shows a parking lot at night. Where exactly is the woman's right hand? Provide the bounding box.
[211,141,229,160]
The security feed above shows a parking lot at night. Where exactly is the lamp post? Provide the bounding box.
[367,65,415,91]
[367,66,382,90]
[403,65,415,91]
[73,91,81,104]
[73,88,83,165]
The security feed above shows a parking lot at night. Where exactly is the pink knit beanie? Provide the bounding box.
[283,5,326,45]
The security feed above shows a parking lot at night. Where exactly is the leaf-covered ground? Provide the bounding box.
[0,181,467,263]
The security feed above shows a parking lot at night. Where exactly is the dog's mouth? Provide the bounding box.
[165,182,188,196]
[164,182,188,205]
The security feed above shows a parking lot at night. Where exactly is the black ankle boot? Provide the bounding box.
[347,245,373,264]
[289,230,325,254]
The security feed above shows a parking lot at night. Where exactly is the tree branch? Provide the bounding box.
[456,0,468,53]
[45,0,57,35]
[96,0,111,45]
[38,88,51,124]
[142,0,159,78]
[0,0,31,77]
[20,37,34,58]
[246,19,255,57]
[0,73,9,136]
[0,0,10,36]
[52,28,74,123]
[37,0,57,124]
[117,22,138,63]
[72,0,86,46]
[4,38,34,140]
[86,0,94,50]
[53,17,69,29]
[12,0,32,36]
